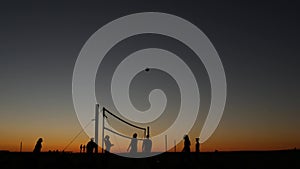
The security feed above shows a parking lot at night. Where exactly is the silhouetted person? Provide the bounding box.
[103,135,114,168]
[86,138,98,153]
[142,134,152,153]
[182,134,191,153]
[33,138,43,153]
[83,145,86,153]
[127,133,138,154]
[104,135,114,153]
[182,134,191,165]
[32,137,43,168]
[195,138,200,153]
[80,144,83,153]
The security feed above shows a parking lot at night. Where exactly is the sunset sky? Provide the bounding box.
[0,1,299,153]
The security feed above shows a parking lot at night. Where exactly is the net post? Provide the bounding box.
[165,135,168,152]
[102,107,105,154]
[95,103,99,153]
[174,140,176,152]
[147,126,150,137]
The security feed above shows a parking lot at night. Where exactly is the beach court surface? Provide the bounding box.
[0,150,299,169]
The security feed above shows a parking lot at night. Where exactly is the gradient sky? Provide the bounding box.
[0,1,299,153]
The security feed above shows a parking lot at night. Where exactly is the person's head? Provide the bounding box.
[146,134,150,139]
[195,138,199,142]
[105,135,110,140]
[183,134,189,140]
[133,133,137,138]
[90,138,94,142]
[38,138,43,143]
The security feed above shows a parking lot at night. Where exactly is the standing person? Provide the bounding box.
[103,135,114,168]
[142,134,152,154]
[33,138,43,153]
[195,137,200,161]
[104,135,114,153]
[195,138,200,153]
[127,133,138,154]
[32,137,43,168]
[80,144,83,153]
[86,138,98,153]
[182,134,191,165]
[182,134,191,153]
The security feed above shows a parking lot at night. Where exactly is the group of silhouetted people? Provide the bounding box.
[181,134,201,166]
[103,133,152,154]
[74,133,152,155]
[79,144,86,153]
[33,133,198,156]
[80,138,98,153]
[126,133,152,154]
[33,137,99,154]
[109,133,198,154]
[182,134,201,153]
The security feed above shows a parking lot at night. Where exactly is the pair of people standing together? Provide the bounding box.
[127,133,152,154]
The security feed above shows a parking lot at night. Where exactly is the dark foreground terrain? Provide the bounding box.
[0,150,299,169]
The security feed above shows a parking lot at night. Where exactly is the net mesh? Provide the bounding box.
[102,107,148,153]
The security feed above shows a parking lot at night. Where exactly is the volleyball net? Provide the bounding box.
[101,107,150,154]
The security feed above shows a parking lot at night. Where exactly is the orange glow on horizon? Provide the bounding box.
[1,138,299,153]
[1,109,299,154]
